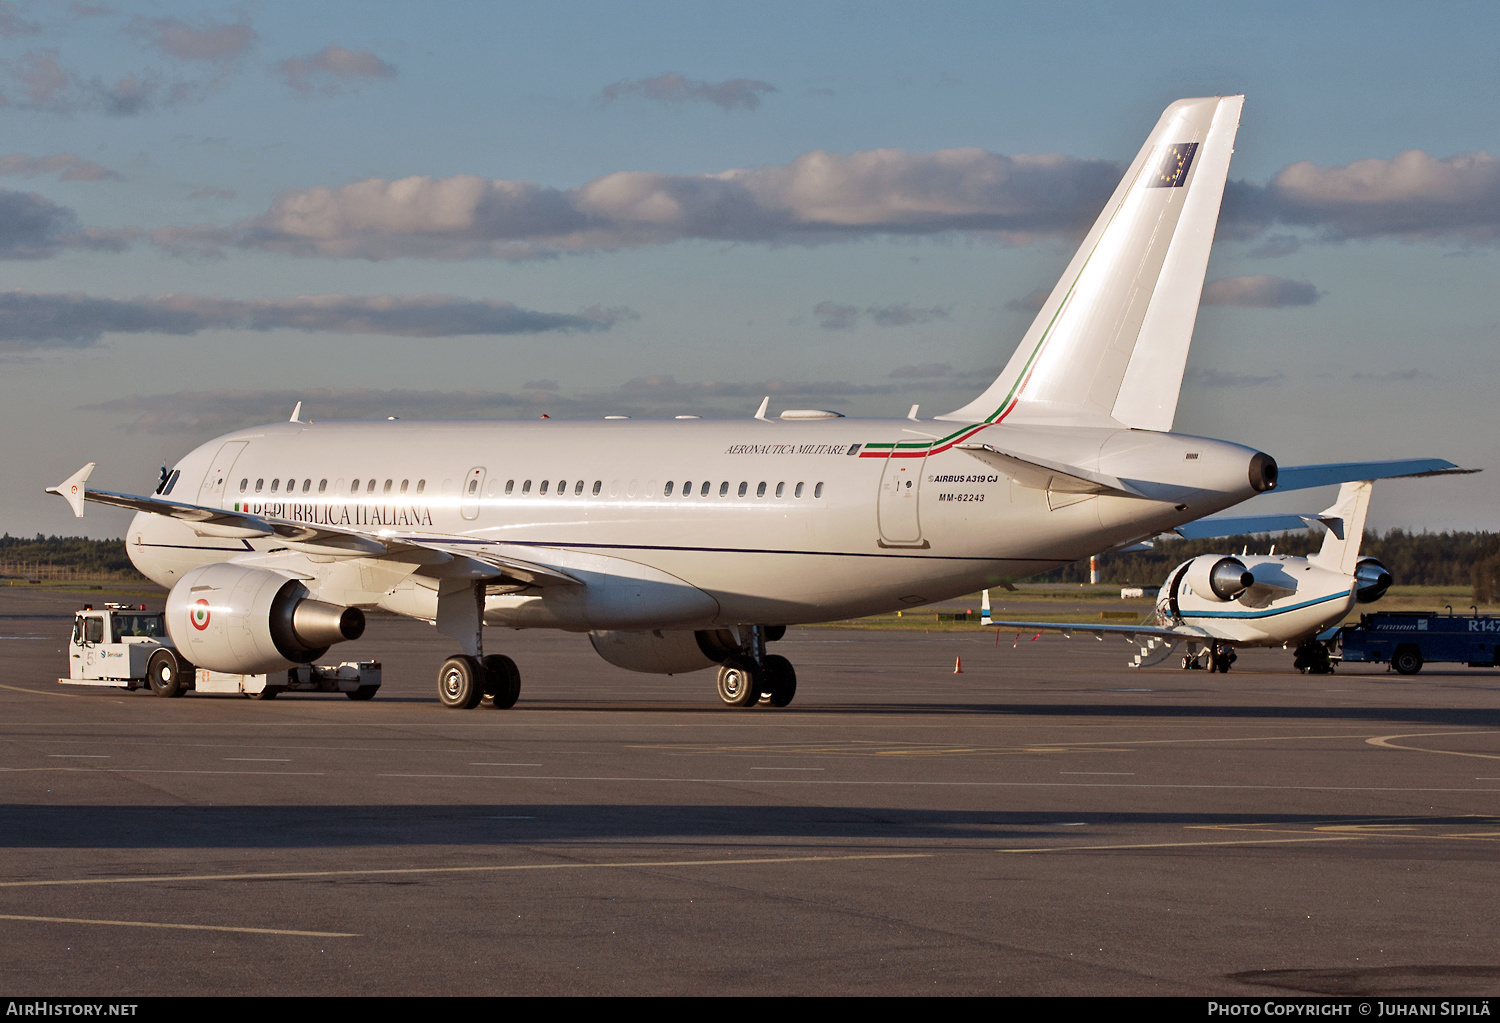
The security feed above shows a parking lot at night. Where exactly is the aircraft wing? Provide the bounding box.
[984,618,1205,641]
[1274,459,1477,492]
[46,463,581,586]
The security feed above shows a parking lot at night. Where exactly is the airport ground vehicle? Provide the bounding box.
[63,602,382,699]
[1336,610,1500,674]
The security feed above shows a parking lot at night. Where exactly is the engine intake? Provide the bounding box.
[166,563,364,674]
[1353,558,1392,604]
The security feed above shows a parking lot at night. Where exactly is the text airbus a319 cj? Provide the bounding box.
[49,96,1458,708]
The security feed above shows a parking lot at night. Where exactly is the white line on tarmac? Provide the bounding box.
[0,913,358,937]
[0,852,932,890]
[372,772,1500,794]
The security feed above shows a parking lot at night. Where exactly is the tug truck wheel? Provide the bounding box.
[482,654,521,710]
[147,648,187,698]
[346,686,378,701]
[438,655,484,709]
[764,654,797,708]
[1392,646,1424,675]
[716,655,762,708]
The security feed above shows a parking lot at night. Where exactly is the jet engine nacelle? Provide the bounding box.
[1182,555,1254,602]
[165,563,366,674]
[1353,557,1392,604]
[588,628,743,675]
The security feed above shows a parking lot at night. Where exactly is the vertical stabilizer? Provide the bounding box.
[940,96,1243,429]
[1308,481,1374,576]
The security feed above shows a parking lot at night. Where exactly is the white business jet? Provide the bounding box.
[48,96,1459,709]
[983,475,1472,673]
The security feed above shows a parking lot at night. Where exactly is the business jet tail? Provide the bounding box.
[1308,480,1375,576]
[941,95,1244,430]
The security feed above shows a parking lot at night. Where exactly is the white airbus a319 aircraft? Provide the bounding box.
[49,96,1460,709]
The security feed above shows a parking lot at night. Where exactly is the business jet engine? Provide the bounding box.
[165,563,365,674]
[1182,555,1254,602]
[1353,557,1392,603]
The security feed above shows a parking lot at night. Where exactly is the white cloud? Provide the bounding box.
[1200,275,1320,308]
[127,16,256,62]
[600,73,777,112]
[1226,150,1500,244]
[0,189,135,259]
[160,149,1119,260]
[0,152,119,181]
[274,45,396,98]
[0,291,628,349]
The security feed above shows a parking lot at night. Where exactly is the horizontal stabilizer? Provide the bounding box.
[1172,513,1317,539]
[1275,459,1475,492]
[956,442,1144,497]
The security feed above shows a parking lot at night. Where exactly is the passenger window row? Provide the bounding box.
[505,479,825,499]
[240,478,427,496]
[235,476,826,501]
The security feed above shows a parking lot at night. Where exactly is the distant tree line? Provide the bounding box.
[1036,530,1500,597]
[0,534,145,579]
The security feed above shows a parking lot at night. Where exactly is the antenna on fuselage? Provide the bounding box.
[754,396,770,421]
[289,401,302,423]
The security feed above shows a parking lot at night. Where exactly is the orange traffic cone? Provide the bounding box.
[953,655,963,674]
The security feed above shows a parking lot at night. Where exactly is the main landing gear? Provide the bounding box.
[435,581,523,711]
[438,653,522,710]
[714,625,797,709]
[1293,640,1336,675]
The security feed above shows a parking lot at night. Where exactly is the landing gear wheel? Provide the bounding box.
[346,686,378,701]
[1209,643,1236,674]
[247,686,282,700]
[438,655,485,709]
[147,648,188,698]
[716,655,762,708]
[763,654,797,708]
[1392,647,1424,675]
[1294,641,1335,675]
[483,654,521,709]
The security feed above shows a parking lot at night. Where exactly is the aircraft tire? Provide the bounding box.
[1392,647,1424,675]
[438,655,485,709]
[346,686,378,701]
[483,654,521,709]
[247,686,282,700]
[764,654,797,707]
[716,655,762,708]
[147,648,188,698]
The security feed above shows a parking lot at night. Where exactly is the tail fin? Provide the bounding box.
[1308,481,1374,575]
[941,96,1244,429]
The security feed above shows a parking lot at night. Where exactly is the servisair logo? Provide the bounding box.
[190,599,211,631]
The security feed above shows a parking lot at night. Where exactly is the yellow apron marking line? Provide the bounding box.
[0,913,357,938]
[1367,732,1500,761]
[0,851,931,890]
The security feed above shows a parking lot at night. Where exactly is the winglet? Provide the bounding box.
[289,401,303,423]
[754,396,770,421]
[46,463,95,518]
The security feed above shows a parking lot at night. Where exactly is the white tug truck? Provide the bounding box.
[64,602,381,700]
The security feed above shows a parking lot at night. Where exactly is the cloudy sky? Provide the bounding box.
[5,0,1498,538]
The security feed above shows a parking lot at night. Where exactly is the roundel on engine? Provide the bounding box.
[165,563,365,674]
[1183,555,1254,602]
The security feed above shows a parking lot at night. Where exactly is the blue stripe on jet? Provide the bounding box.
[1181,590,1350,620]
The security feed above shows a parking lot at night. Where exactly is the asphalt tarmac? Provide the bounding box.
[2,587,1498,996]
